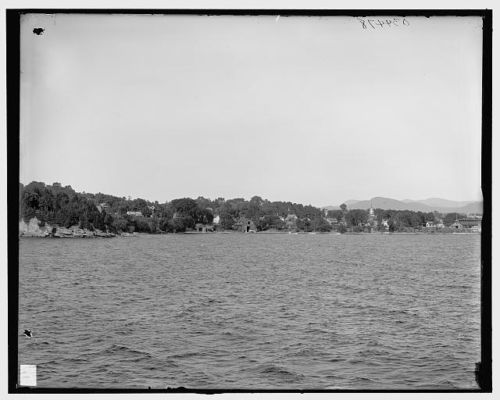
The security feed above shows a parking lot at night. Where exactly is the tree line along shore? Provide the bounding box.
[19,181,481,237]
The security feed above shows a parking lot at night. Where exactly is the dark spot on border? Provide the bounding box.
[33,28,44,36]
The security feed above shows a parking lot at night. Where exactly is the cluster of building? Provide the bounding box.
[447,216,482,232]
[188,208,483,233]
[95,199,483,234]
[322,206,483,233]
[365,207,482,233]
[194,214,300,233]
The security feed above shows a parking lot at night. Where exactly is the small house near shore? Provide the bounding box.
[233,217,257,232]
[450,221,463,229]
[194,223,214,233]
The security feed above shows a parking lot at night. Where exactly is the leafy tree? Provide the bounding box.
[312,216,332,232]
[345,209,368,227]
[219,212,235,230]
[327,210,343,221]
[171,198,198,215]
[443,213,466,226]
[172,215,195,232]
[257,214,285,231]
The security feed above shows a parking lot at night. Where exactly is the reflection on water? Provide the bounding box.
[18,234,480,389]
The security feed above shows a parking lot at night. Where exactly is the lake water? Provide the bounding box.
[18,233,481,390]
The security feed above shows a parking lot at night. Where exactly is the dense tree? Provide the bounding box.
[20,180,471,234]
[169,197,214,230]
[443,213,467,225]
[172,215,195,232]
[327,209,343,221]
[256,214,286,231]
[219,211,236,230]
[345,209,368,227]
[312,216,332,232]
[296,218,312,232]
[171,198,198,215]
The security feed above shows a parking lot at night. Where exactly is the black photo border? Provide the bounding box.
[6,8,493,394]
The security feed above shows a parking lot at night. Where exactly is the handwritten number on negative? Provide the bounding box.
[357,17,409,30]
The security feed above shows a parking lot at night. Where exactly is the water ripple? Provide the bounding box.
[18,234,481,389]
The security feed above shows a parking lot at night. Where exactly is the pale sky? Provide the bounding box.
[20,14,483,206]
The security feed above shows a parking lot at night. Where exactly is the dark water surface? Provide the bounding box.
[18,233,481,389]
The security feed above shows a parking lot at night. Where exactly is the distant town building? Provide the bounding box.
[97,202,110,213]
[326,217,339,226]
[285,214,298,230]
[233,217,257,233]
[194,223,214,233]
[127,211,143,217]
[467,213,483,218]
[146,206,156,218]
[425,220,444,229]
[458,217,482,231]
[366,205,378,232]
[450,221,463,229]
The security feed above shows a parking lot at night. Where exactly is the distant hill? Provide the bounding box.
[347,197,423,211]
[452,202,483,215]
[323,205,340,210]
[406,198,475,209]
[323,197,482,214]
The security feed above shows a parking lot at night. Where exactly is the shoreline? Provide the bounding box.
[19,230,481,238]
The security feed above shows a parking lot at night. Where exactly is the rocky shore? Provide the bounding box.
[19,217,115,238]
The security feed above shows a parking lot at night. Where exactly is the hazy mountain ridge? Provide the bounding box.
[406,198,476,208]
[323,197,482,214]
